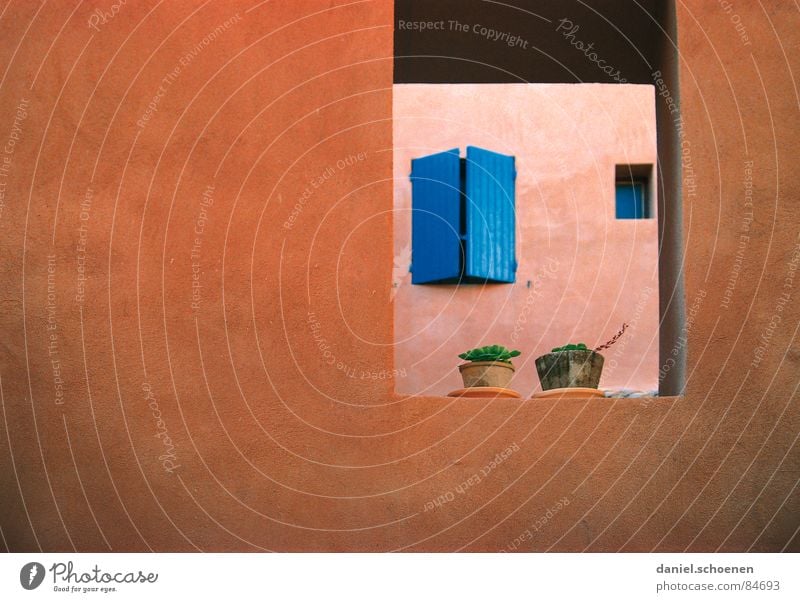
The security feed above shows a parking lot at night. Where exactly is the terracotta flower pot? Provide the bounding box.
[535,350,604,390]
[458,361,515,388]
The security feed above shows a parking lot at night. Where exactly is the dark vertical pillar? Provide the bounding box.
[654,0,686,395]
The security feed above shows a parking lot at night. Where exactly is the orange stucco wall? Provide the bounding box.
[0,0,798,552]
[393,83,659,395]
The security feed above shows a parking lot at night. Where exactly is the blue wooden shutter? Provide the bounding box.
[464,146,517,283]
[410,149,463,284]
[615,181,647,218]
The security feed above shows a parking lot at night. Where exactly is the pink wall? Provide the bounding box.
[392,84,659,396]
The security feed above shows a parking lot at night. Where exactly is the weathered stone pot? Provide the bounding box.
[458,361,515,388]
[535,350,604,390]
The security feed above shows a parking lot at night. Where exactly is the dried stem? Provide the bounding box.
[594,323,629,352]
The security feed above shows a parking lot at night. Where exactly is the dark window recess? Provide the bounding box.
[615,164,652,219]
[410,146,517,284]
[394,0,665,85]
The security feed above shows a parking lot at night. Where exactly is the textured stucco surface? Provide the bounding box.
[0,0,798,552]
[392,83,659,396]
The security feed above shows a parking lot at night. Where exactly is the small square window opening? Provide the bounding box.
[615,164,653,219]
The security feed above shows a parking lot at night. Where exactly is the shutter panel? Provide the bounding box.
[615,182,646,218]
[410,149,463,284]
[464,146,517,283]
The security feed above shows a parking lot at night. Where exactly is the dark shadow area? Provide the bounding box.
[395,0,662,84]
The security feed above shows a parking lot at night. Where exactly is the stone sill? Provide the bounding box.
[400,393,681,407]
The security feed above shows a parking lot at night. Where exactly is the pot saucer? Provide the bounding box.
[531,387,605,399]
[447,387,522,399]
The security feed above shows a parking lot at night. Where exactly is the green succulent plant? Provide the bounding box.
[551,343,589,352]
[458,345,521,364]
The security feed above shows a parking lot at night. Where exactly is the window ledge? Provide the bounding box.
[399,393,681,408]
